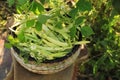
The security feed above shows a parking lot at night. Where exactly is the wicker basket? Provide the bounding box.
[11,46,81,74]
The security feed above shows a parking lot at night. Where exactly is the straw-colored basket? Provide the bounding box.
[11,46,81,74]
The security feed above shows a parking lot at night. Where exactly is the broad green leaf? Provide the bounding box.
[40,0,45,4]
[37,2,44,12]
[18,31,25,42]
[75,17,85,25]
[17,0,28,5]
[16,6,22,14]
[76,0,92,11]
[81,26,94,37]
[35,21,42,31]
[26,19,35,27]
[69,8,78,18]
[7,0,15,7]
[30,1,36,13]
[30,1,44,14]
[69,26,77,38]
[8,35,14,41]
[38,14,49,24]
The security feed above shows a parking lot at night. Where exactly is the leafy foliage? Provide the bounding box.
[7,0,14,7]
[76,0,92,11]
[81,26,94,37]
[78,0,120,79]
[7,0,93,63]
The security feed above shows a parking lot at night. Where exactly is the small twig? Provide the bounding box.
[8,27,16,33]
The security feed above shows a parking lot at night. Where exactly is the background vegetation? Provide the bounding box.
[78,0,120,80]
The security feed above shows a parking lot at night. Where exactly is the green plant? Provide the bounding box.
[6,0,94,63]
[77,0,120,79]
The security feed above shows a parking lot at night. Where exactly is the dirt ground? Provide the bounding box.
[0,40,12,80]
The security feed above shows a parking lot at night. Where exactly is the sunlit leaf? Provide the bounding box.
[7,35,19,45]
[93,63,98,74]
[8,35,15,44]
